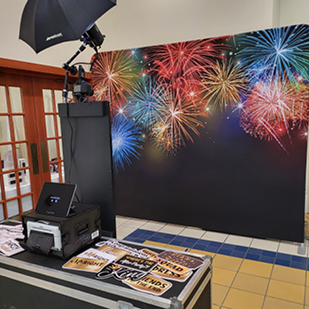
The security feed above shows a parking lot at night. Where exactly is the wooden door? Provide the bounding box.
[0,58,85,220]
[32,77,65,185]
[0,74,66,220]
[0,73,40,220]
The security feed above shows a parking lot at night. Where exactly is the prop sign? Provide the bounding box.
[0,223,24,256]
[158,251,204,270]
[115,255,157,272]
[63,257,109,273]
[123,274,172,296]
[62,240,206,296]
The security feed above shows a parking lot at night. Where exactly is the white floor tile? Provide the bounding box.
[278,241,307,256]
[160,224,186,235]
[140,221,167,232]
[116,226,137,238]
[115,216,131,227]
[123,218,148,228]
[250,238,280,252]
[116,233,125,240]
[201,231,228,242]
[116,215,130,219]
[225,235,253,246]
[179,227,206,238]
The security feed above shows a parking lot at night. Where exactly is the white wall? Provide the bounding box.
[279,0,309,26]
[0,0,300,69]
[96,0,276,51]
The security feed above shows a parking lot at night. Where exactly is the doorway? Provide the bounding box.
[0,64,70,220]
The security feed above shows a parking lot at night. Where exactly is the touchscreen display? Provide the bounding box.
[35,182,77,217]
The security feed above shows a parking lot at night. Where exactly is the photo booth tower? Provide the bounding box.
[58,101,116,237]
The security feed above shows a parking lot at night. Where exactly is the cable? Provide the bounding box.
[65,103,80,203]
[65,102,73,183]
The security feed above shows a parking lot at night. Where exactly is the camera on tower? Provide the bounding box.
[72,65,94,103]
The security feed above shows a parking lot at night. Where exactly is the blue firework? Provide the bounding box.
[111,116,144,172]
[236,25,309,83]
[127,76,167,131]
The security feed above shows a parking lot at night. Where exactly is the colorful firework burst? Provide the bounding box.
[236,25,309,83]
[144,38,229,89]
[111,116,144,172]
[200,59,249,111]
[239,76,309,152]
[91,50,140,112]
[149,87,204,154]
[126,76,168,130]
[287,79,309,130]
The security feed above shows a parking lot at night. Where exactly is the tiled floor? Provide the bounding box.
[116,215,308,309]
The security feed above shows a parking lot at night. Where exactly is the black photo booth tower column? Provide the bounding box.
[58,101,116,237]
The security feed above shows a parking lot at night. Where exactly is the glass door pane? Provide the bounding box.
[0,82,33,219]
[42,88,64,183]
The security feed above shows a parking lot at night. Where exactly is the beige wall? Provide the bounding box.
[2,0,307,69]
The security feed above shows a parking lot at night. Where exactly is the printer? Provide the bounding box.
[22,182,101,259]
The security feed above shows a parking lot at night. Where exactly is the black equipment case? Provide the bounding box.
[0,237,212,309]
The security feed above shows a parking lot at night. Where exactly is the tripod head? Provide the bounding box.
[72,65,94,103]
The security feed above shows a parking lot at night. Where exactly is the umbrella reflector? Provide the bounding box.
[19,0,116,53]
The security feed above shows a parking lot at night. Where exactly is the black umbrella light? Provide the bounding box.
[19,0,117,102]
[19,0,116,53]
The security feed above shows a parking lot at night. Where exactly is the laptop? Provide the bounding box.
[35,182,77,217]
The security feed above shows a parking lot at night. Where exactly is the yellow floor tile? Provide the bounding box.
[239,259,272,278]
[212,305,220,309]
[223,288,264,309]
[212,283,229,306]
[164,244,187,251]
[307,271,309,286]
[271,265,305,286]
[189,248,215,258]
[267,279,305,304]
[143,241,167,248]
[306,287,309,306]
[212,267,236,286]
[263,296,303,309]
[232,272,268,295]
[212,254,242,271]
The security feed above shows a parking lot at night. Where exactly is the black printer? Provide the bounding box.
[22,182,101,259]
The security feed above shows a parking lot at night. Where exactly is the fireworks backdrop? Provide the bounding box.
[91,24,309,242]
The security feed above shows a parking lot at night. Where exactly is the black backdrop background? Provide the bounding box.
[114,107,306,242]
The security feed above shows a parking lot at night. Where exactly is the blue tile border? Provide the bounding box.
[123,229,308,271]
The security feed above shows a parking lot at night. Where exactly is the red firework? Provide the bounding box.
[144,38,229,86]
[240,76,309,143]
[143,38,229,109]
